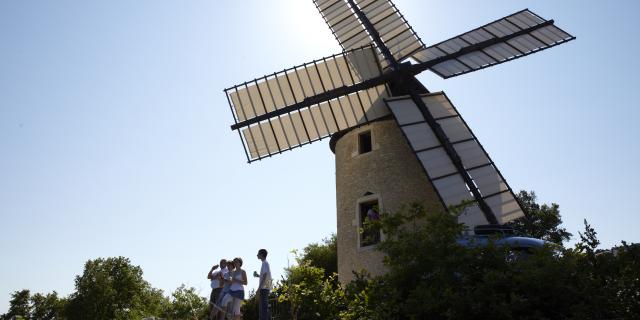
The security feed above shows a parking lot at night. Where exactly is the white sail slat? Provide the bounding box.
[385,93,525,225]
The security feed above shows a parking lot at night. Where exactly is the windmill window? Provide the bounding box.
[359,200,381,247]
[358,131,372,154]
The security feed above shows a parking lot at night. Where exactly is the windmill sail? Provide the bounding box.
[385,93,525,225]
[227,46,383,124]
[240,85,388,161]
[412,9,575,79]
[225,46,390,162]
[313,0,425,68]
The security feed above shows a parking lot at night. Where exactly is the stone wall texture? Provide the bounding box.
[334,118,444,284]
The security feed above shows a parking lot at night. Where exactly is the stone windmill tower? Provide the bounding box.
[223,0,574,282]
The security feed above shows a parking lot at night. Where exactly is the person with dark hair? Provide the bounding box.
[211,259,235,320]
[219,257,247,319]
[254,249,272,320]
[207,259,227,318]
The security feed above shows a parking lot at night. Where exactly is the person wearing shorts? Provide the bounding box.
[207,259,227,317]
[220,257,247,319]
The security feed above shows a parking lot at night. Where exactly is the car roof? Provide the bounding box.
[457,235,547,249]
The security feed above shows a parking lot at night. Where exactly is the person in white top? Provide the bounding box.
[219,257,247,319]
[207,259,229,317]
[254,249,272,320]
[207,259,227,317]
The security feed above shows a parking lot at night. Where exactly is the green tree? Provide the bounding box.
[165,284,207,320]
[5,195,638,319]
[64,256,168,320]
[350,203,640,319]
[611,242,640,318]
[298,234,337,277]
[576,219,600,255]
[142,287,170,318]
[243,235,340,319]
[272,263,345,320]
[507,190,572,244]
[30,291,65,320]
[3,289,31,320]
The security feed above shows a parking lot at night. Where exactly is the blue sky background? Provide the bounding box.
[1,0,639,313]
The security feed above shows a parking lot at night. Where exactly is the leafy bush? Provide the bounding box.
[1,257,208,320]
[251,197,639,319]
[4,192,639,319]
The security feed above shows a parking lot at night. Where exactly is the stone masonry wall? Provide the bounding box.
[334,118,443,284]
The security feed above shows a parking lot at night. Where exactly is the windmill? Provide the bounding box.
[223,0,574,281]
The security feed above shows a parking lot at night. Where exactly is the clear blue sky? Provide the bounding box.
[1,0,639,313]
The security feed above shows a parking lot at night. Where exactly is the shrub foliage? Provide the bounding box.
[243,192,639,319]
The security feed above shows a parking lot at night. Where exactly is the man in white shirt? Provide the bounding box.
[255,249,272,320]
[207,259,227,317]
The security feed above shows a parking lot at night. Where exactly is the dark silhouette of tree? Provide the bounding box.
[507,190,573,244]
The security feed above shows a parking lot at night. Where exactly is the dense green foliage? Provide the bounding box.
[3,289,33,320]
[4,191,639,319]
[243,192,639,319]
[242,236,342,320]
[164,285,208,320]
[29,292,66,320]
[353,205,639,319]
[506,190,573,244]
[298,235,338,278]
[64,257,164,319]
[1,257,207,320]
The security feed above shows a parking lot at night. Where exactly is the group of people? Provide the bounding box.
[207,249,272,320]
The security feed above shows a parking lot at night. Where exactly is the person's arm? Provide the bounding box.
[207,264,219,279]
[241,270,248,285]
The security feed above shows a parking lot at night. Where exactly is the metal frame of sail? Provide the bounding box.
[224,45,392,162]
[345,0,500,224]
[409,19,575,78]
[227,17,574,132]
[385,92,526,225]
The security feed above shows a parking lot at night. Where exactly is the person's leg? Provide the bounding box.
[210,288,221,318]
[216,290,227,306]
[209,288,222,320]
[259,289,269,320]
[232,297,242,319]
[213,288,222,304]
[210,304,220,320]
[212,291,220,319]
[218,293,232,319]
